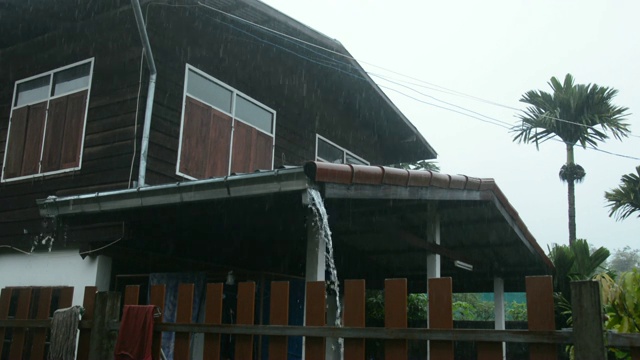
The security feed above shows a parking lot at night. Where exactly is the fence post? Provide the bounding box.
[269,281,290,359]
[571,281,606,360]
[526,276,556,360]
[344,279,365,360]
[77,286,98,360]
[88,292,121,360]
[305,281,326,360]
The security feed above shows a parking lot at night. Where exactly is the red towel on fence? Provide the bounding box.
[114,305,155,360]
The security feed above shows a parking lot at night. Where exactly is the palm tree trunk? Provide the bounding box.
[566,144,577,245]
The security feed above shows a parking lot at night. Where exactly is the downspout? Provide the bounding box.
[131,0,157,187]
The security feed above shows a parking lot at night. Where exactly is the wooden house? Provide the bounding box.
[0,1,552,358]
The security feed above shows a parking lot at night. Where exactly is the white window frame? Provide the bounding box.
[315,134,369,165]
[176,64,276,180]
[2,58,94,183]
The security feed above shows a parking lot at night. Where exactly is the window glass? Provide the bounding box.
[317,138,344,164]
[186,70,232,113]
[346,153,368,165]
[15,75,50,107]
[52,63,91,96]
[235,96,273,134]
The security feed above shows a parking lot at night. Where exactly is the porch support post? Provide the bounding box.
[426,212,440,360]
[494,277,506,359]
[304,203,326,360]
[427,214,441,279]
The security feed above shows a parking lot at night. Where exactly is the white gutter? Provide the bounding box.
[131,0,157,187]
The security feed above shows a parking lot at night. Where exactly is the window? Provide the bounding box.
[177,65,276,179]
[316,135,369,165]
[2,59,93,182]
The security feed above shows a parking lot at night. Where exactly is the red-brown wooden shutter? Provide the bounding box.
[230,120,273,174]
[179,97,232,179]
[4,107,29,178]
[60,91,87,169]
[42,91,87,172]
[21,102,47,177]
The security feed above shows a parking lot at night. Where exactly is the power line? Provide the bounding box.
[157,2,640,160]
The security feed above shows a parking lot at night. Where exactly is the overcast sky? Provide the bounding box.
[261,0,640,252]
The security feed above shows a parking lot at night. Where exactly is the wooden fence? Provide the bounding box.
[1,276,639,359]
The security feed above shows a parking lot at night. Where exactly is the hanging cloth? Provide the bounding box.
[114,305,155,360]
[48,305,83,360]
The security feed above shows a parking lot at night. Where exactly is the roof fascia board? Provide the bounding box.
[37,168,309,217]
[323,183,488,202]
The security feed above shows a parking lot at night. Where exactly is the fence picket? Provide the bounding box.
[428,277,454,360]
[174,283,194,359]
[385,278,408,360]
[344,279,365,360]
[149,284,166,360]
[235,282,256,360]
[9,288,32,359]
[0,288,13,357]
[269,281,289,359]
[77,286,97,360]
[477,342,503,360]
[526,276,556,360]
[305,281,326,360]
[204,283,223,360]
[58,286,74,308]
[30,287,53,360]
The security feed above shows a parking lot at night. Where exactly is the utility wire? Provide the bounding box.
[162,2,640,158]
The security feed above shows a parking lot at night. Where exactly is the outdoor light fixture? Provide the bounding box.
[454,260,473,271]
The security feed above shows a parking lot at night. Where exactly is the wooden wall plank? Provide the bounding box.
[269,281,290,359]
[344,279,365,360]
[149,285,166,360]
[204,283,223,360]
[385,278,407,360]
[526,276,556,360]
[124,285,140,306]
[30,287,53,360]
[77,286,97,360]
[235,282,256,360]
[8,288,32,359]
[0,288,13,357]
[305,281,326,360]
[428,277,454,360]
[174,283,194,359]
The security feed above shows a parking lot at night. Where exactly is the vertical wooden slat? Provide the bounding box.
[41,96,67,172]
[20,102,47,176]
[305,281,326,360]
[77,286,97,360]
[571,281,606,360]
[124,285,140,305]
[526,276,556,360]
[9,288,33,359]
[235,282,256,360]
[204,283,223,360]
[385,278,407,360]
[58,286,74,308]
[269,281,290,359]
[0,288,14,357]
[477,342,503,360]
[632,347,640,360]
[174,283,194,360]
[149,285,166,360]
[428,278,454,360]
[344,279,365,360]
[59,90,87,169]
[88,292,121,359]
[30,287,53,360]
[4,107,28,178]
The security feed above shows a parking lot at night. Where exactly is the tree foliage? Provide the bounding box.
[608,246,640,273]
[605,166,640,221]
[392,160,440,172]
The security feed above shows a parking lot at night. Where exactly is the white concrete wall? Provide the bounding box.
[0,249,112,305]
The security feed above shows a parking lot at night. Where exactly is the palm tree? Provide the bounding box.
[512,74,630,245]
[605,165,640,221]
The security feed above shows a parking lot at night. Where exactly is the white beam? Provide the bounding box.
[494,277,506,359]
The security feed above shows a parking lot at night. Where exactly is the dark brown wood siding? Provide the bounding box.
[230,120,273,174]
[0,10,142,247]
